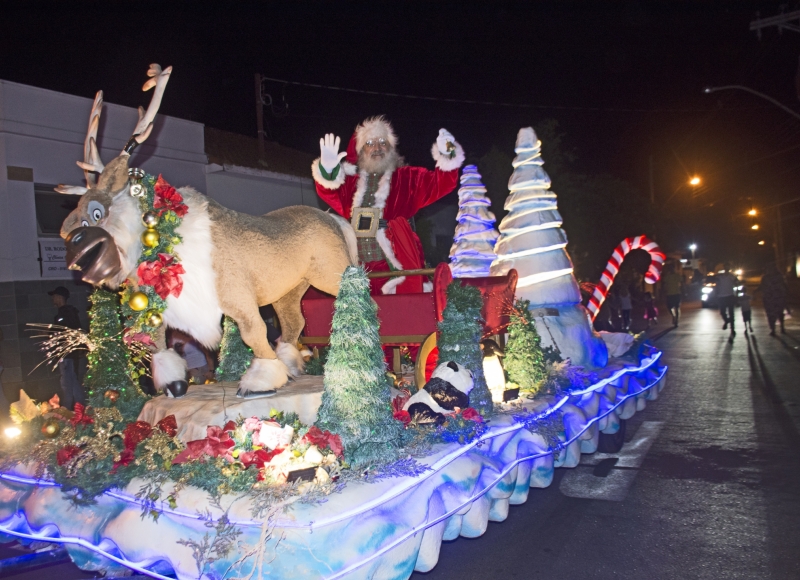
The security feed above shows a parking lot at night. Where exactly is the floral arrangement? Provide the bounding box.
[120,174,187,346]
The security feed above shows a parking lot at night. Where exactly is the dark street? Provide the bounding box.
[410,302,800,580]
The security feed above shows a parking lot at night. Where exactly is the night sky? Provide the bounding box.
[3,1,799,273]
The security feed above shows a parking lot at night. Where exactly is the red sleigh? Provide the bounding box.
[300,263,518,387]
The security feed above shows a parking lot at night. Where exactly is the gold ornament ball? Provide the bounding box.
[104,389,120,403]
[142,211,160,228]
[141,228,160,248]
[146,310,163,328]
[41,420,61,439]
[129,291,149,311]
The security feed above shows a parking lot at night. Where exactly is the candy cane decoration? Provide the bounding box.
[587,235,665,321]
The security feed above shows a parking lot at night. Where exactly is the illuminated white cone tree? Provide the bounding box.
[490,128,608,367]
[449,165,498,278]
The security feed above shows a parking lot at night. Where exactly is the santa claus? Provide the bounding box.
[312,116,464,294]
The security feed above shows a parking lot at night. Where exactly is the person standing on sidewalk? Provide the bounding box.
[661,261,683,327]
[49,286,85,410]
[715,267,737,337]
[758,265,788,336]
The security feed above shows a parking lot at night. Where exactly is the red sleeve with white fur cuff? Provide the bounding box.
[431,141,465,172]
[311,158,347,189]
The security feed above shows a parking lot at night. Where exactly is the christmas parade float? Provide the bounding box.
[0,66,668,580]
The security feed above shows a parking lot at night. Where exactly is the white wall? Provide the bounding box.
[0,79,207,282]
[205,164,324,215]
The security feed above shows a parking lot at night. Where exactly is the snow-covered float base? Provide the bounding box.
[0,349,666,580]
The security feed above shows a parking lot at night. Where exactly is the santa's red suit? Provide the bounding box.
[312,117,465,294]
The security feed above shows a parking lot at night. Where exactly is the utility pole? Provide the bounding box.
[255,73,266,161]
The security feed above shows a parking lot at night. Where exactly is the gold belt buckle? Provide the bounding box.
[351,207,382,238]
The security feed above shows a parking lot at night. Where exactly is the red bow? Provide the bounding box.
[153,175,188,218]
[137,254,185,300]
[461,407,484,423]
[157,415,178,437]
[69,403,93,427]
[172,421,236,464]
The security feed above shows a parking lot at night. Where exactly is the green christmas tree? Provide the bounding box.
[315,266,403,467]
[437,282,493,416]
[504,299,547,394]
[215,316,253,382]
[84,289,145,420]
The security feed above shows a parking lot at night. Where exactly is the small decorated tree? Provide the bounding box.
[437,282,493,416]
[215,316,253,382]
[84,289,144,419]
[449,165,499,278]
[315,266,403,467]
[504,299,547,394]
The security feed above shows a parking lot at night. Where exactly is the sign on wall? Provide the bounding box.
[39,238,69,278]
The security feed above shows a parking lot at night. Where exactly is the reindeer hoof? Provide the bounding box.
[165,380,189,398]
[236,388,277,400]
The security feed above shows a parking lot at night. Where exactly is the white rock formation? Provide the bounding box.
[449,165,499,278]
[490,127,608,368]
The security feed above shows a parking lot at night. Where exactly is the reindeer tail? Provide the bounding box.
[330,213,358,266]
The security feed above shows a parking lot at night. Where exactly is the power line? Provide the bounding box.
[259,74,773,114]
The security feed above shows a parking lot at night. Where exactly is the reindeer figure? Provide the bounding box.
[58,64,357,396]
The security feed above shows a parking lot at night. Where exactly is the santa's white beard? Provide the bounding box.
[359,148,399,174]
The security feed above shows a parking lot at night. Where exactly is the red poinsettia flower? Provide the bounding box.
[461,407,484,423]
[69,403,94,427]
[153,175,188,218]
[239,447,286,469]
[393,410,412,427]
[391,394,410,415]
[56,445,81,466]
[112,448,136,472]
[123,330,156,347]
[157,415,178,437]
[302,426,344,458]
[137,254,185,300]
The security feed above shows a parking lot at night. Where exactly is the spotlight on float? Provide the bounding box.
[481,339,507,403]
[4,427,21,439]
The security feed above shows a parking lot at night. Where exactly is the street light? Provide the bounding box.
[748,209,757,216]
[689,243,697,259]
[758,240,766,245]
[751,224,760,230]
[689,176,701,186]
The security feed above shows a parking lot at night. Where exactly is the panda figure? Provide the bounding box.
[403,361,474,425]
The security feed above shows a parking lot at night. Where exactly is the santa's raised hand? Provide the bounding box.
[436,128,457,157]
[319,133,347,173]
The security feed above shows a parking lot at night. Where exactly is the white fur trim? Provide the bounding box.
[104,189,144,287]
[431,140,465,172]
[276,340,305,377]
[376,228,404,270]
[351,169,393,212]
[423,281,433,292]
[343,162,358,176]
[239,357,290,393]
[161,189,224,350]
[355,116,398,153]
[381,275,406,295]
[330,213,358,265]
[311,158,347,189]
[152,348,188,389]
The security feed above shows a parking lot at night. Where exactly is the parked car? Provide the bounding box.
[700,273,744,308]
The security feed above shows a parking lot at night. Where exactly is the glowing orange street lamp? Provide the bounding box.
[748,208,757,216]
[751,224,760,230]
[689,176,701,186]
[758,240,765,245]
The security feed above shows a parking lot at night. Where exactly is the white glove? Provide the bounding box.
[319,133,347,173]
[436,128,456,155]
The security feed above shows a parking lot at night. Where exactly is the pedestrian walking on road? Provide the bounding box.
[758,265,788,336]
[606,288,621,331]
[661,261,683,327]
[715,267,737,337]
[739,288,753,334]
[644,292,658,326]
[619,286,632,331]
[49,286,86,410]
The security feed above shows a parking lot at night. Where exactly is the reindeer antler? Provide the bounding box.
[55,90,104,195]
[123,64,172,154]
